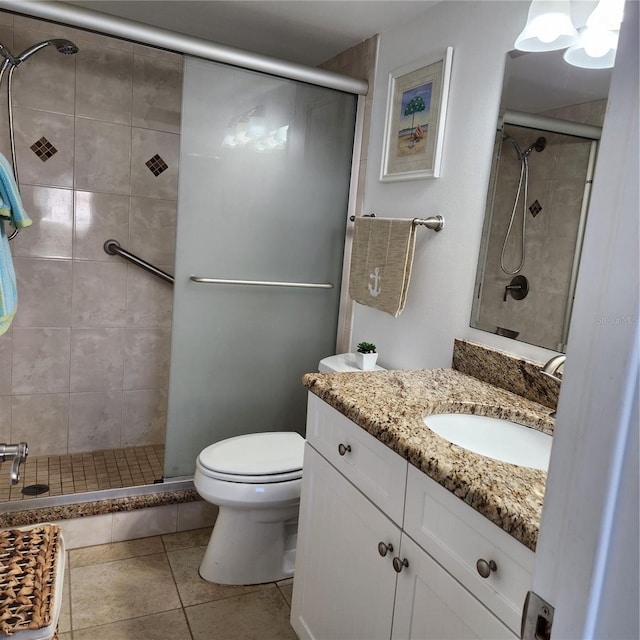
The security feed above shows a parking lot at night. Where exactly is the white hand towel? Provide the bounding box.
[348,217,416,317]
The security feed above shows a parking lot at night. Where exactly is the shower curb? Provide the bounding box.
[0,479,197,529]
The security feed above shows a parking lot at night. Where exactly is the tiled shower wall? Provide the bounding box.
[0,12,182,456]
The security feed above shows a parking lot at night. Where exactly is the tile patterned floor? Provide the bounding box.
[57,527,297,639]
[0,446,165,502]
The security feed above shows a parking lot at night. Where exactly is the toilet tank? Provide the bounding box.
[318,353,386,373]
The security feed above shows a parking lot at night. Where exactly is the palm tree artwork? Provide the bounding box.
[404,95,425,148]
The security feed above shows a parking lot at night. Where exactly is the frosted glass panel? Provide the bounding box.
[165,58,356,477]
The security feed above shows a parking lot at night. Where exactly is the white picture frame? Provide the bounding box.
[380,47,453,182]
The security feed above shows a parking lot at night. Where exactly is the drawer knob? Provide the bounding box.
[392,557,409,573]
[377,541,393,557]
[476,558,497,578]
[338,443,352,456]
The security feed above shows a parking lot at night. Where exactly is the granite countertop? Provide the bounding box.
[302,368,554,552]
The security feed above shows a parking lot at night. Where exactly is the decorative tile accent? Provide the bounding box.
[30,136,58,161]
[146,154,168,176]
[529,199,543,216]
[131,128,179,198]
[15,109,74,187]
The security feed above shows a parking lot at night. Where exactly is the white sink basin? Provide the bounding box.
[423,413,552,470]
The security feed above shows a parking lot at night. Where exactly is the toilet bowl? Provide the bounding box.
[194,353,386,585]
[195,431,304,585]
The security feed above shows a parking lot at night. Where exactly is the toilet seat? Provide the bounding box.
[196,463,303,484]
[197,432,304,484]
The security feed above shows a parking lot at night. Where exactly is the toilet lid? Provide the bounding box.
[198,432,305,476]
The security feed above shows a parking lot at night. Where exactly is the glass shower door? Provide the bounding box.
[165,57,356,477]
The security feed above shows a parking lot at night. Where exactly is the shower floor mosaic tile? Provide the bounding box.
[0,445,165,502]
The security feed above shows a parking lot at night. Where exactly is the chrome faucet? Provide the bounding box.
[0,442,28,485]
[541,355,565,418]
[541,355,566,383]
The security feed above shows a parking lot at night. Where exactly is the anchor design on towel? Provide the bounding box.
[368,267,382,297]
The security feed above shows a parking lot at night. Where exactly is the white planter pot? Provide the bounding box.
[355,352,378,371]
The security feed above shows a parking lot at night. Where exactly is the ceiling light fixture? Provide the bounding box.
[514,0,578,52]
[515,0,624,68]
[563,26,619,68]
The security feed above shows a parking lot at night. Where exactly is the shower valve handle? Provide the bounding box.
[503,275,529,302]
[503,284,521,301]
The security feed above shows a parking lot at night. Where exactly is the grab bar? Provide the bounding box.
[104,239,174,285]
[190,276,333,289]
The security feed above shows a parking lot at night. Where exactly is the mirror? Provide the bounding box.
[471,49,612,352]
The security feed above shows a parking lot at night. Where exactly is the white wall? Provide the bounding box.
[530,1,639,631]
[354,1,562,369]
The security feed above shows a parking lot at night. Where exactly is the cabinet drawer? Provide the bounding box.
[306,393,408,526]
[403,464,534,634]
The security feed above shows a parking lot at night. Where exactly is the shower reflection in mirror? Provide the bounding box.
[472,111,601,352]
[471,45,613,352]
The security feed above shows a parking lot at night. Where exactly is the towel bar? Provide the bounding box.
[413,215,445,231]
[190,276,333,289]
[104,239,174,284]
[348,214,445,232]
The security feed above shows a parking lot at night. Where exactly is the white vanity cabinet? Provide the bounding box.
[291,394,532,640]
[292,445,402,639]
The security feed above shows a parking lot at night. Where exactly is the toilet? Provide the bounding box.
[194,353,386,585]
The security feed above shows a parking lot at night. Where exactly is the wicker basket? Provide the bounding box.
[0,524,65,639]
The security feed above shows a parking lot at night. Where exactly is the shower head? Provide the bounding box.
[523,137,547,157]
[16,39,79,64]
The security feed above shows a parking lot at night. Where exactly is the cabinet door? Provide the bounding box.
[392,535,517,640]
[404,465,533,633]
[291,444,401,640]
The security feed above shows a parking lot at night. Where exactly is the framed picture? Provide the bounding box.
[380,47,453,182]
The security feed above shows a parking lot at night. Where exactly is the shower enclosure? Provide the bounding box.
[165,58,356,477]
[0,8,360,507]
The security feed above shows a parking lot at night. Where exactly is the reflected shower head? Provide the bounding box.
[16,38,79,64]
[523,137,547,157]
[52,39,79,55]
[505,135,547,161]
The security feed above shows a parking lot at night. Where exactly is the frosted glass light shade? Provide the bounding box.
[564,27,619,68]
[515,0,579,51]
[586,0,625,32]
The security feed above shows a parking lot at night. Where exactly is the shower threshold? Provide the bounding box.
[0,445,193,514]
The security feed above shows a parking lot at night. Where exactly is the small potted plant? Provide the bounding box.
[355,341,378,371]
